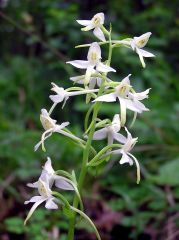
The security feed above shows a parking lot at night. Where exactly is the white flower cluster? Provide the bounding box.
[25,12,154,232]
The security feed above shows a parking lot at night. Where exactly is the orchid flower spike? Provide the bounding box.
[24,158,74,225]
[50,82,98,106]
[77,13,106,42]
[34,109,80,152]
[93,74,150,126]
[107,128,140,184]
[67,42,116,84]
[131,32,155,68]
[93,114,126,145]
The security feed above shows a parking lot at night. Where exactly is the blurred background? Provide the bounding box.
[0,0,179,239]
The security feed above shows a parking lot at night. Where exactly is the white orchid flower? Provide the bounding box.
[130,32,155,68]
[108,128,140,184]
[28,158,75,191]
[93,74,150,125]
[50,82,98,106]
[24,174,57,225]
[24,159,74,225]
[67,42,116,84]
[77,13,106,42]
[93,114,126,145]
[34,109,81,151]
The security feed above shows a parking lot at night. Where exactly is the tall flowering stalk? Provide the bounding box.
[25,12,154,240]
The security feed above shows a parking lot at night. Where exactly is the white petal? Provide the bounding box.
[49,94,64,103]
[120,74,131,85]
[67,60,90,69]
[76,20,92,26]
[55,176,74,191]
[123,99,142,113]
[54,122,69,132]
[45,197,58,209]
[96,62,116,73]
[112,114,120,129]
[88,78,96,89]
[25,196,44,204]
[27,182,38,188]
[94,93,116,102]
[85,65,95,84]
[24,198,46,225]
[43,157,54,175]
[131,88,150,101]
[93,128,108,140]
[128,153,141,184]
[133,100,149,112]
[136,48,146,68]
[113,133,127,144]
[120,152,133,165]
[93,27,106,42]
[138,49,155,57]
[70,75,85,84]
[81,23,95,31]
[119,98,127,126]
[87,42,101,62]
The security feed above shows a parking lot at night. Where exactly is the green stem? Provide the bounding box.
[67,31,113,240]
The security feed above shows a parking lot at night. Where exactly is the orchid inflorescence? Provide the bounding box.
[25,12,154,240]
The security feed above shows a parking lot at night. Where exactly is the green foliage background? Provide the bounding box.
[0,0,179,239]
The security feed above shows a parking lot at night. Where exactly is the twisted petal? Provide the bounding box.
[96,62,116,73]
[120,152,133,166]
[93,128,108,140]
[94,93,116,102]
[45,197,58,209]
[93,27,106,42]
[34,129,52,152]
[24,198,46,225]
[67,60,90,69]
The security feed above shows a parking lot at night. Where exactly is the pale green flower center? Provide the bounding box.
[38,180,49,197]
[90,52,98,62]
[40,116,54,130]
[92,16,101,26]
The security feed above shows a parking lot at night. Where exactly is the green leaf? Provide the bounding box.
[150,158,179,186]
